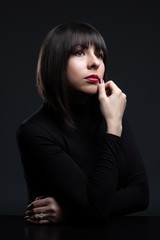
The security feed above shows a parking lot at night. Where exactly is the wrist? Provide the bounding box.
[106,121,122,137]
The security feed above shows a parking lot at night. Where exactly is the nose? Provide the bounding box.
[87,53,100,70]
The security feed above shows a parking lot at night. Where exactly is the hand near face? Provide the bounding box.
[25,197,64,224]
[98,80,127,137]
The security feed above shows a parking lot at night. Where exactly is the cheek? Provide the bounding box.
[70,59,83,72]
[101,63,105,75]
[67,65,76,86]
[69,64,79,76]
[67,60,83,81]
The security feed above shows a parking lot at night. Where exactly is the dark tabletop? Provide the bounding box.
[1,215,160,240]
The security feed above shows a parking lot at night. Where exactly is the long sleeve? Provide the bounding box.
[16,105,149,222]
[111,116,149,215]
[17,122,121,221]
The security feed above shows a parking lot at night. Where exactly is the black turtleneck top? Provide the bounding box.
[16,102,149,222]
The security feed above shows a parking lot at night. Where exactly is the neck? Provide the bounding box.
[69,91,89,106]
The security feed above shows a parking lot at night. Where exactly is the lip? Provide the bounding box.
[85,74,100,82]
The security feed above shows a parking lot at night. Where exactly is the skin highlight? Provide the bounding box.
[67,44,105,104]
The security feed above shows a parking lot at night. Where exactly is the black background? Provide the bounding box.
[1,3,160,215]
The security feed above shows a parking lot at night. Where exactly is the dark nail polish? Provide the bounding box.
[99,78,103,84]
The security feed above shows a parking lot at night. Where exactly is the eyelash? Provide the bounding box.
[96,53,104,59]
[74,51,84,56]
[73,50,104,59]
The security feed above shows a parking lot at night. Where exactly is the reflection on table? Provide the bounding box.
[1,216,160,240]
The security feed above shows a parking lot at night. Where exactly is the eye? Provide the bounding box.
[96,52,104,60]
[72,45,87,56]
[74,51,85,56]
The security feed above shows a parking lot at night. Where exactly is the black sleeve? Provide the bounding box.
[17,122,121,221]
[111,116,149,216]
[16,116,149,221]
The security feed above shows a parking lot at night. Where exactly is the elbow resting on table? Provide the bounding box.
[127,184,150,215]
[140,186,150,211]
[136,179,150,211]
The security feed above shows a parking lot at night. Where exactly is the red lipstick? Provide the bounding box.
[85,74,100,83]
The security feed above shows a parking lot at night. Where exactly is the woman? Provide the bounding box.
[16,22,149,224]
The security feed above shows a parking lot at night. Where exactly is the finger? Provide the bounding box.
[123,93,127,105]
[26,212,48,221]
[105,80,121,94]
[26,212,57,222]
[28,197,56,209]
[26,206,49,216]
[35,196,44,200]
[123,93,127,99]
[26,218,50,224]
[98,80,108,100]
[27,198,49,210]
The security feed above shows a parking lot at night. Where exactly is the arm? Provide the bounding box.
[98,80,149,215]
[111,116,149,215]
[17,80,148,223]
[24,117,149,223]
[17,80,126,223]
[17,121,121,222]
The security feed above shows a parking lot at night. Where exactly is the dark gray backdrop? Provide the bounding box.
[1,4,160,215]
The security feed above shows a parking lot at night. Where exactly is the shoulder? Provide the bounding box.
[16,103,63,142]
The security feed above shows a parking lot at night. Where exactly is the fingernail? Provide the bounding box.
[26,210,30,215]
[27,204,31,209]
[99,78,103,84]
[35,196,44,200]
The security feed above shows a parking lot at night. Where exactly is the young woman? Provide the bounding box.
[16,22,149,224]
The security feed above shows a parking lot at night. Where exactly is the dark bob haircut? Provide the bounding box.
[36,22,107,127]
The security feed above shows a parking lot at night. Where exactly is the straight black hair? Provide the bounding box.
[37,22,107,127]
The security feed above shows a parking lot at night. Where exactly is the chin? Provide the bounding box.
[82,85,98,95]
